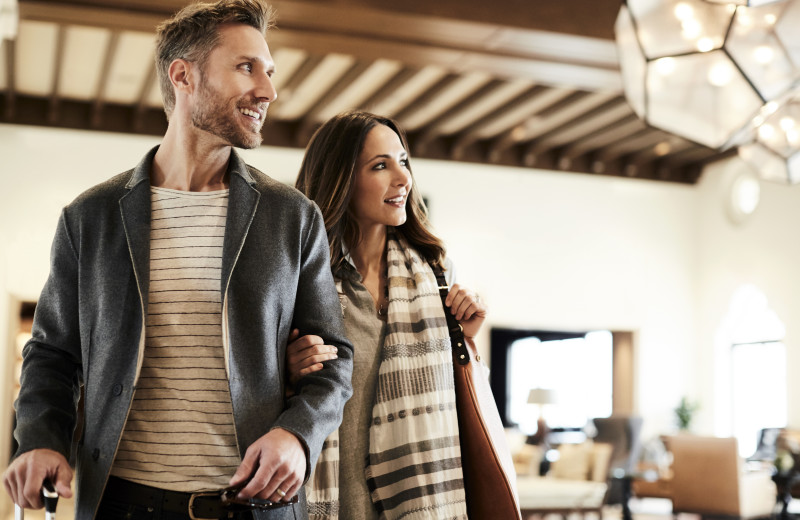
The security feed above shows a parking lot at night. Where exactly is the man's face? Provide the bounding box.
[190,24,277,149]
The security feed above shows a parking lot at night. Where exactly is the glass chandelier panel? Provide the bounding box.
[616,0,800,150]
[738,94,800,183]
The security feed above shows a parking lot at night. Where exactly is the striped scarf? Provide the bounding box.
[306,234,468,519]
[364,235,468,519]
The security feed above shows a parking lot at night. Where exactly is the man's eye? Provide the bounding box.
[240,63,253,72]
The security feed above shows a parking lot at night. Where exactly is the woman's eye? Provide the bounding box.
[400,158,409,167]
[372,162,386,170]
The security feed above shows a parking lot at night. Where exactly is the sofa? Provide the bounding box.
[514,439,613,518]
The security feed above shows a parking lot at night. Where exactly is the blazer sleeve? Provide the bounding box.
[270,205,353,478]
[13,210,83,460]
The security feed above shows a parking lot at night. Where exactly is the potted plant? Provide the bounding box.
[674,397,699,431]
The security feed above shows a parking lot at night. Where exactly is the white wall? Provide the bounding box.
[0,123,797,473]
[694,158,800,433]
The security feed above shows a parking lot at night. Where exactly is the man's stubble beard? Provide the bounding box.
[191,78,264,150]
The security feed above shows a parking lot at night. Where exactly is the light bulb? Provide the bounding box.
[697,37,715,52]
[708,61,734,86]
[674,3,694,21]
[758,123,775,141]
[655,57,676,76]
[754,45,774,64]
[682,18,702,39]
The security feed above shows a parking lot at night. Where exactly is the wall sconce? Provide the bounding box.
[615,0,800,150]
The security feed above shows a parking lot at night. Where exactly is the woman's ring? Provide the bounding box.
[276,488,287,498]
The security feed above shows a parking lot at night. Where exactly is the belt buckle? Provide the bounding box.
[188,490,222,520]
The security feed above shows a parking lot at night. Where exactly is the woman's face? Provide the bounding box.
[351,124,413,231]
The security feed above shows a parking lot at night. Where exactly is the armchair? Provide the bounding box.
[592,416,643,504]
[667,435,776,519]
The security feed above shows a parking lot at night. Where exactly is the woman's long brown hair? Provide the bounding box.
[295,111,446,272]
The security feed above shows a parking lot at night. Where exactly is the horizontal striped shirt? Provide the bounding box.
[111,186,239,492]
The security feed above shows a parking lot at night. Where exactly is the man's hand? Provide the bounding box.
[445,284,487,338]
[3,449,73,509]
[286,329,338,387]
[229,428,306,503]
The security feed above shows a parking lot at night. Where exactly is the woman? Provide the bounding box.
[289,111,486,519]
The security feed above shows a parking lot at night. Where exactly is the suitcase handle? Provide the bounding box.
[14,479,59,520]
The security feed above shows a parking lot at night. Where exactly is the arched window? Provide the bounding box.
[717,284,786,457]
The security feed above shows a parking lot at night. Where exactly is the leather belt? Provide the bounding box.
[103,476,271,519]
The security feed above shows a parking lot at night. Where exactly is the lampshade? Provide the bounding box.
[615,0,800,150]
[527,388,557,406]
[0,0,18,41]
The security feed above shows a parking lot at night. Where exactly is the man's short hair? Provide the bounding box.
[155,0,275,119]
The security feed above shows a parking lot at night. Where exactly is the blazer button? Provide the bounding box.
[112,383,123,396]
[92,448,100,461]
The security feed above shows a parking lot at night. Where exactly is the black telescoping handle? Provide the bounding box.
[42,479,59,514]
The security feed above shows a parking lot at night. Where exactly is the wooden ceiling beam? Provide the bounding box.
[454,86,573,158]
[560,116,645,160]
[91,30,119,129]
[2,39,15,120]
[418,78,533,145]
[307,58,403,125]
[19,2,163,32]
[19,1,620,91]
[20,0,623,41]
[297,60,376,143]
[269,29,621,92]
[400,72,493,132]
[134,63,158,132]
[527,99,633,156]
[594,129,670,162]
[491,90,618,159]
[47,24,66,124]
[394,73,461,129]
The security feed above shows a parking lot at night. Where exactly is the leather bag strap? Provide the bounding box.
[432,265,471,366]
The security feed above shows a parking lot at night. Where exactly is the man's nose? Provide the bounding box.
[255,74,277,102]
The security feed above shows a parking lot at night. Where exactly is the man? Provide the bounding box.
[2,1,353,518]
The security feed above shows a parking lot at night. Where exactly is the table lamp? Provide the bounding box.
[527,387,557,445]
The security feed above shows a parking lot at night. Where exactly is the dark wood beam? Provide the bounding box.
[47,24,66,124]
[91,30,120,128]
[2,39,15,120]
[134,62,158,132]
[26,0,622,41]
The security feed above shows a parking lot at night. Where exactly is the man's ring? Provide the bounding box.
[276,488,287,498]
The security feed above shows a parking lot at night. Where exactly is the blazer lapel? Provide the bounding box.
[119,147,156,312]
[221,151,260,297]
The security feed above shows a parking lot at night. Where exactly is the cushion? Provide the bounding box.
[550,441,594,480]
[517,476,608,509]
[513,444,543,476]
[590,442,614,482]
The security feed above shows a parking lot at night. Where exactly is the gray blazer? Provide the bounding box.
[13,147,354,519]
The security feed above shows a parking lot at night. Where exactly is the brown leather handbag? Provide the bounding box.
[433,267,522,520]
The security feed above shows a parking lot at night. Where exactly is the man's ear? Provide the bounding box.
[168,58,194,96]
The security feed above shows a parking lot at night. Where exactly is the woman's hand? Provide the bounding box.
[445,284,487,338]
[286,329,338,387]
